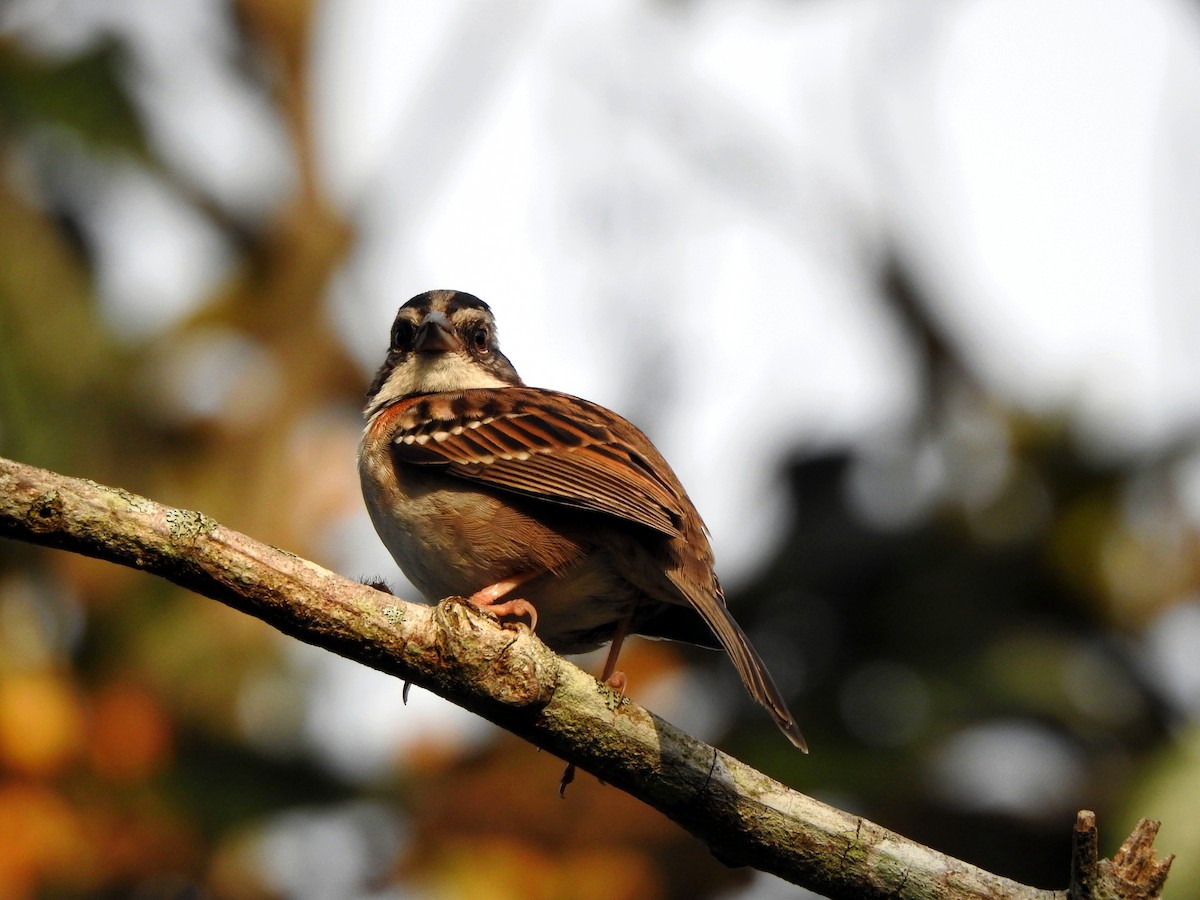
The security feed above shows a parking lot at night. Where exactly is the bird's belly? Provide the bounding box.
[359,453,637,653]
[361,470,517,597]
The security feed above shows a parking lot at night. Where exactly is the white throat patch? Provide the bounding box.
[367,352,511,420]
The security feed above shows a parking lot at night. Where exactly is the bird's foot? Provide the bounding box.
[476,596,538,633]
[468,574,540,632]
[604,671,628,702]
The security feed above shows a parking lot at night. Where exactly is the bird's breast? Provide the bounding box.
[358,417,639,652]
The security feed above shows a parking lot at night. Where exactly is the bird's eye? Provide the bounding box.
[470,326,489,352]
[391,319,414,349]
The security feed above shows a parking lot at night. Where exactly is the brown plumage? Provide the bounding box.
[358,289,806,753]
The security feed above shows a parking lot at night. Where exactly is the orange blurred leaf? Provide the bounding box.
[88,680,174,782]
[0,672,84,777]
[0,781,91,899]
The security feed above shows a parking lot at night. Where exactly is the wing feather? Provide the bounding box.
[389,389,687,537]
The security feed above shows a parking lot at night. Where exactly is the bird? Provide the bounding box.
[357,289,806,775]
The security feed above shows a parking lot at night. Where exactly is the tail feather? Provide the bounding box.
[689,593,808,753]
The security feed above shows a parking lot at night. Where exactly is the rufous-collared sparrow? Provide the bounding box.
[357,290,806,767]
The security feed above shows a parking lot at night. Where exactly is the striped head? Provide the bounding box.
[364,290,523,419]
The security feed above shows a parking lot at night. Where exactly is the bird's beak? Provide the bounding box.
[414,311,459,353]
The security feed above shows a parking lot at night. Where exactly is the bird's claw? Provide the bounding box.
[558,762,576,798]
[466,593,539,634]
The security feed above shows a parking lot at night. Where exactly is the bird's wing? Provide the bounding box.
[386,388,688,538]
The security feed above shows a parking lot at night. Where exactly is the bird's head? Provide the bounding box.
[364,290,523,418]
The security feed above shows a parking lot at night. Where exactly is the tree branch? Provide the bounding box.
[0,456,1173,899]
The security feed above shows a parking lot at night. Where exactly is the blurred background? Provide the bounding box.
[1,0,1199,897]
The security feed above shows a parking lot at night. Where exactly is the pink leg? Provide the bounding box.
[467,572,540,632]
[598,612,632,697]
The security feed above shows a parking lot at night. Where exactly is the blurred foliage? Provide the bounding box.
[0,3,1197,899]
[0,39,147,156]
